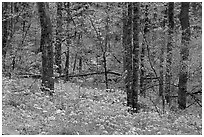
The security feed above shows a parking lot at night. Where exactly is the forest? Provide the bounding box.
[2,2,202,135]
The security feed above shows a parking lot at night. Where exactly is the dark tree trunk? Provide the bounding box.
[103,52,108,89]
[73,53,77,74]
[103,10,110,89]
[165,2,174,105]
[64,2,71,82]
[140,4,148,97]
[77,33,83,74]
[178,2,190,109]
[132,2,140,112]
[2,2,9,70]
[55,2,62,75]
[78,57,83,73]
[125,3,133,107]
[37,2,54,95]
[65,46,70,81]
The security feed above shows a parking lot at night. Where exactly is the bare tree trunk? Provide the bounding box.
[159,4,167,113]
[64,2,71,82]
[37,2,54,95]
[77,33,83,74]
[132,2,140,112]
[2,2,9,71]
[73,53,77,74]
[125,3,133,107]
[122,3,128,79]
[165,2,174,105]
[140,4,148,97]
[55,2,62,75]
[78,57,83,73]
[104,6,110,89]
[178,2,190,109]
[65,46,70,81]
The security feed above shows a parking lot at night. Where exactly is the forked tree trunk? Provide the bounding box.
[178,2,190,109]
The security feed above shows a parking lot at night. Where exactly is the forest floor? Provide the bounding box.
[2,77,202,135]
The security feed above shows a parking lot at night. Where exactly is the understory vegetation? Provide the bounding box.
[2,77,202,135]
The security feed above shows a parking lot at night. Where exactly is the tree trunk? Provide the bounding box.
[132,2,140,112]
[77,33,83,74]
[37,2,54,95]
[55,2,62,75]
[73,53,77,74]
[159,4,167,113]
[104,9,110,89]
[140,4,148,97]
[125,3,133,107]
[78,56,83,73]
[165,2,174,105]
[64,2,71,82]
[2,2,9,71]
[178,2,190,109]
[122,3,128,78]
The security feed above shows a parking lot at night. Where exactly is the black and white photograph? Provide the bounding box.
[2,1,202,135]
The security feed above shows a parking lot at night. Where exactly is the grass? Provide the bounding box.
[2,77,202,135]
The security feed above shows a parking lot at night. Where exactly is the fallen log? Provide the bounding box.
[17,71,122,79]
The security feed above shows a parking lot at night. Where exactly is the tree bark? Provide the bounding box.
[55,2,63,75]
[37,2,54,95]
[122,3,128,79]
[125,3,133,107]
[73,53,77,74]
[159,4,167,113]
[140,4,148,97]
[132,2,140,112]
[77,33,83,73]
[64,2,71,82]
[165,2,174,105]
[103,8,110,89]
[2,2,9,70]
[178,2,190,109]
[78,57,83,73]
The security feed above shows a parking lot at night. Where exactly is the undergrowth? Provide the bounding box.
[2,77,202,135]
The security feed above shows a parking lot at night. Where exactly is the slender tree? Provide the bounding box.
[122,3,128,79]
[165,2,174,105]
[78,33,83,73]
[159,4,167,113]
[103,3,110,89]
[132,2,140,112]
[2,3,9,70]
[55,2,63,75]
[64,2,71,82]
[37,2,54,95]
[140,3,148,97]
[125,3,133,106]
[178,2,190,109]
